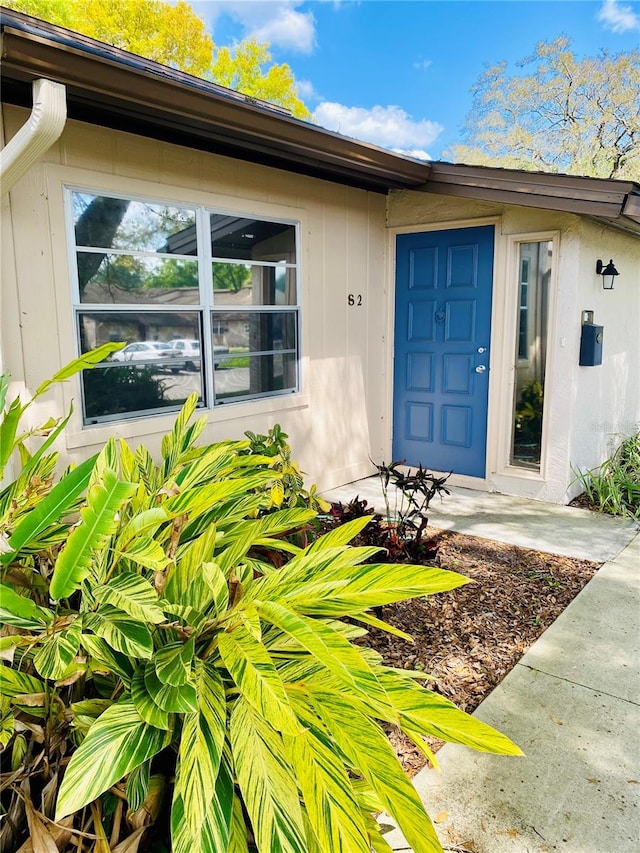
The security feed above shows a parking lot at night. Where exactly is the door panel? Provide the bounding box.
[393,226,494,477]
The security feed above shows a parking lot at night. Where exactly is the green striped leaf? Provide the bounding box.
[312,692,442,853]
[202,562,229,617]
[247,547,381,604]
[284,562,470,615]
[16,407,74,489]
[0,665,44,698]
[227,793,251,853]
[285,722,371,852]
[164,476,271,523]
[80,633,134,683]
[161,393,204,478]
[174,663,227,836]
[377,669,523,756]
[34,343,124,397]
[257,600,389,713]
[143,661,197,713]
[173,443,242,490]
[230,698,307,853]
[0,697,15,748]
[94,572,165,624]
[0,583,53,629]
[154,638,194,686]
[33,620,81,681]
[164,526,218,609]
[224,508,316,543]
[304,516,373,550]
[116,536,171,572]
[1,455,96,566]
[115,508,172,551]
[50,468,136,600]
[218,623,301,736]
[367,817,396,853]
[126,760,151,812]
[70,698,112,719]
[0,396,23,481]
[171,751,233,853]
[84,606,153,659]
[131,665,171,730]
[55,699,173,820]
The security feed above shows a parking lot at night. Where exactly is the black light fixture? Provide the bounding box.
[596,258,619,290]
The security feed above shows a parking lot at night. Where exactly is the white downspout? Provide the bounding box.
[0,79,66,489]
[0,78,67,196]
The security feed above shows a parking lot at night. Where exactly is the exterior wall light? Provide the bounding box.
[596,258,619,290]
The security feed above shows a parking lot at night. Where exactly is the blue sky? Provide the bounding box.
[191,0,640,160]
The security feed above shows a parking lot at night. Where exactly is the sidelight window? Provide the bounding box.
[510,241,552,469]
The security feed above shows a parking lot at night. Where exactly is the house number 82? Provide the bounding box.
[348,293,363,306]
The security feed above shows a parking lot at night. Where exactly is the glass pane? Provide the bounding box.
[79,254,199,304]
[211,311,297,354]
[214,352,297,403]
[210,214,296,262]
[72,193,197,254]
[212,263,296,306]
[511,242,551,469]
[79,311,203,422]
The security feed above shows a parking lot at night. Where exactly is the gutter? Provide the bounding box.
[0,15,429,192]
[0,77,66,195]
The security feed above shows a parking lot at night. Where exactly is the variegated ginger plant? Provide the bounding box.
[0,360,522,853]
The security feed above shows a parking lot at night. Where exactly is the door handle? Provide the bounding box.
[475,364,487,374]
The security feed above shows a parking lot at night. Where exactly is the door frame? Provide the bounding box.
[386,216,503,489]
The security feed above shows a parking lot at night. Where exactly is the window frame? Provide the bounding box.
[65,186,302,424]
[499,232,559,480]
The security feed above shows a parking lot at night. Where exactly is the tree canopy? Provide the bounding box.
[447,38,640,180]
[4,0,310,119]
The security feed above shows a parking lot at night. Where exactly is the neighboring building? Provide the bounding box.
[2,8,639,503]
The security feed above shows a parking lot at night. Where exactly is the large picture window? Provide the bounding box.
[68,191,300,424]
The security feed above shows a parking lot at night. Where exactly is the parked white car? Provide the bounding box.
[168,338,229,369]
[109,341,175,365]
[167,338,201,371]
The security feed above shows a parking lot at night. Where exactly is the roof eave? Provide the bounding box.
[420,163,640,236]
[0,18,431,193]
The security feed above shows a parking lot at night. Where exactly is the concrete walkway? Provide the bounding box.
[323,477,638,562]
[322,479,640,852]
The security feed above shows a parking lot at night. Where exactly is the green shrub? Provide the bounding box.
[572,432,640,519]
[0,355,522,853]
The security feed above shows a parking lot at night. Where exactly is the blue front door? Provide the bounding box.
[393,226,495,478]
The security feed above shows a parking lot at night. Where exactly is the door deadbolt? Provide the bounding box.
[475,364,487,373]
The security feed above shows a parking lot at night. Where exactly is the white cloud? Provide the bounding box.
[597,0,640,32]
[413,59,433,71]
[201,1,316,53]
[296,79,318,101]
[252,6,316,53]
[313,102,443,157]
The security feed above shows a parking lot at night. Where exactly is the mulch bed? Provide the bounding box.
[358,528,599,777]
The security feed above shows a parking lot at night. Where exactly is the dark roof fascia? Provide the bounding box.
[0,9,431,193]
[424,163,640,236]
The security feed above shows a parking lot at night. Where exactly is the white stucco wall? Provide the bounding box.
[3,103,638,503]
[1,105,389,492]
[568,219,640,495]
